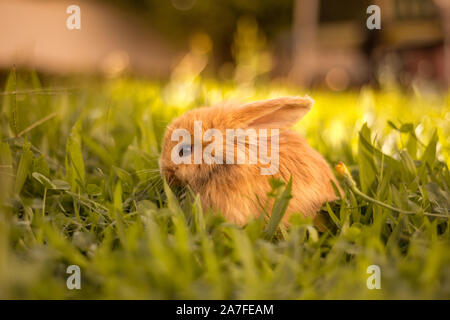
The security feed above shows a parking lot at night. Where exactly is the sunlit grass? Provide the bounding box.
[0,70,449,299]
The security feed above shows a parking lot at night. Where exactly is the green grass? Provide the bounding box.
[0,70,449,299]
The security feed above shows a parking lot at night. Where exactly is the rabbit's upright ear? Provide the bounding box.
[235,96,313,129]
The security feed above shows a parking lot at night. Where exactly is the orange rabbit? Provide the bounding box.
[159,96,340,225]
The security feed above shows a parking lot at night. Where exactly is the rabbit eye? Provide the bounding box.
[178,144,192,157]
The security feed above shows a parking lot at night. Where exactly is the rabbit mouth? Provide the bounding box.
[161,167,183,186]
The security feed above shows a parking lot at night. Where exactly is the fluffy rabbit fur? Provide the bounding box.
[159,96,340,225]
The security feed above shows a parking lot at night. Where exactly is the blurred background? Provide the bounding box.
[0,0,449,91]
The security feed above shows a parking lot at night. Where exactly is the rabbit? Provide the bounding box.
[159,96,340,226]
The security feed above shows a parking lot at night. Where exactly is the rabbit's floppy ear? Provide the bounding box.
[235,96,313,129]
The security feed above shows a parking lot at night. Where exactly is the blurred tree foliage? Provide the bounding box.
[103,0,294,63]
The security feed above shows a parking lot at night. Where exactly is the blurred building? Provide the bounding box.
[0,0,178,77]
[290,0,449,89]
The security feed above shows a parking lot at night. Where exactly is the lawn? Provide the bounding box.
[0,70,449,299]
